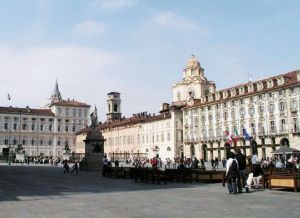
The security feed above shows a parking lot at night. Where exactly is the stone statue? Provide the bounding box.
[64,144,71,153]
[90,106,98,128]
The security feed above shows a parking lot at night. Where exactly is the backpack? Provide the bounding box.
[230,160,238,172]
[228,159,238,179]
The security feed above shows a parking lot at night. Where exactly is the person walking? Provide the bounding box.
[235,148,247,193]
[226,152,239,194]
[63,160,69,174]
[71,161,79,174]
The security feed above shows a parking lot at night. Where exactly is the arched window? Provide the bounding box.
[114,104,118,112]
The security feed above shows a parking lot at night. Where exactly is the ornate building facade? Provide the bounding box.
[0,81,90,158]
[180,58,300,160]
[76,55,299,162]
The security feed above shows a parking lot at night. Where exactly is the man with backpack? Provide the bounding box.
[226,152,239,194]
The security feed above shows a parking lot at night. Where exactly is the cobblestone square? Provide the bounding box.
[0,165,299,218]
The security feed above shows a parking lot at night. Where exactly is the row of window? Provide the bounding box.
[1,139,69,146]
[186,100,298,126]
[0,117,54,122]
[186,118,299,140]
[57,108,88,118]
[141,122,171,131]
[106,132,172,147]
[1,123,82,133]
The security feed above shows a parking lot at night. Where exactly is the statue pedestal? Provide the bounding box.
[80,153,104,171]
[80,127,105,172]
[16,153,25,163]
[62,152,70,161]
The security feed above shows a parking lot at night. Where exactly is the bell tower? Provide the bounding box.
[106,92,121,121]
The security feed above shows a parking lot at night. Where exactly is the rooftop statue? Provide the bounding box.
[90,106,98,128]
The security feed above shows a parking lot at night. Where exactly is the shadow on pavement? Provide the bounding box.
[0,165,216,202]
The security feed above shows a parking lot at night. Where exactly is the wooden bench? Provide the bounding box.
[133,168,167,184]
[269,168,300,192]
[111,167,132,178]
[196,170,226,184]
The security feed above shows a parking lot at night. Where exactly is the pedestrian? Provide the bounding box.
[63,160,69,174]
[214,157,219,169]
[226,152,239,194]
[211,159,215,170]
[71,161,79,174]
[235,148,247,193]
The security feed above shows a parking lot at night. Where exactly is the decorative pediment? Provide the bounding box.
[277,76,284,86]
[257,81,264,91]
[267,79,274,88]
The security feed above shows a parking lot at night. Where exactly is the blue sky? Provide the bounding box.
[0,0,299,121]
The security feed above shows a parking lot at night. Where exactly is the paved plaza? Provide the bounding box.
[0,164,299,218]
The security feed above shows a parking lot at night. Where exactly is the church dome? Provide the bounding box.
[185,54,201,69]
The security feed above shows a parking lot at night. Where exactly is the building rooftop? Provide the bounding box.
[184,70,300,109]
[0,106,54,116]
[76,112,171,135]
[50,99,90,108]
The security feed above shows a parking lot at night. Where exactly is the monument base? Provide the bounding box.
[63,153,70,161]
[80,153,103,171]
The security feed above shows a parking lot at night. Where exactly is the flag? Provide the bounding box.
[225,131,232,144]
[7,93,11,101]
[233,127,239,143]
[243,128,251,141]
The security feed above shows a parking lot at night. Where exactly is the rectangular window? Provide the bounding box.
[270,121,275,132]
[49,125,52,131]
[65,108,69,117]
[31,124,35,131]
[73,108,76,117]
[13,123,17,130]
[259,105,264,113]
[224,112,228,120]
[269,104,274,113]
[40,125,44,131]
[31,140,35,145]
[65,126,69,132]
[22,124,27,130]
[4,123,8,130]
[72,126,76,132]
[57,126,61,132]
[279,102,285,111]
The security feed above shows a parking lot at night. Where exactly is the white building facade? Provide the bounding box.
[181,67,300,161]
[0,81,90,158]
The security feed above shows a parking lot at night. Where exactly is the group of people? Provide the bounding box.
[226,149,263,194]
[225,149,299,194]
[63,160,79,174]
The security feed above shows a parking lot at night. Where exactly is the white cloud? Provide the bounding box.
[73,20,106,37]
[0,46,121,118]
[0,45,171,122]
[92,0,137,10]
[154,12,200,32]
